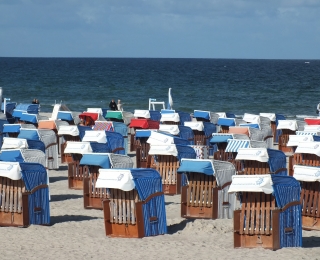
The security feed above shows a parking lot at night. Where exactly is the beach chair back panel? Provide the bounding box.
[238,161,270,175]
[279,129,296,152]
[68,160,89,190]
[300,181,320,223]
[294,153,320,167]
[193,130,205,145]
[239,192,276,235]
[90,169,108,200]
[136,143,151,168]
[155,155,179,185]
[0,177,26,225]
[220,126,229,133]
[187,173,216,208]
[109,189,139,225]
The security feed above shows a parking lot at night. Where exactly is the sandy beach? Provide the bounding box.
[1,113,320,259]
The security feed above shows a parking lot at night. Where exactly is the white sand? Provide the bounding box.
[1,113,319,259]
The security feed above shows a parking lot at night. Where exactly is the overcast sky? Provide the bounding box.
[1,0,319,59]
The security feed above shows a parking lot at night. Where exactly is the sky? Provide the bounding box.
[0,0,320,59]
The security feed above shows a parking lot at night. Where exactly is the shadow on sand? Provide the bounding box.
[49,176,68,183]
[50,215,101,225]
[50,194,83,202]
[167,219,194,235]
[302,236,320,248]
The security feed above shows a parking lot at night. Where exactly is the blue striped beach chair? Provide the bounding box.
[293,165,320,231]
[229,174,302,249]
[81,153,133,209]
[0,161,50,227]
[97,168,167,238]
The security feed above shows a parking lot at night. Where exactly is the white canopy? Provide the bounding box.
[228,174,273,194]
[134,109,150,119]
[147,131,175,145]
[159,124,180,135]
[304,125,320,132]
[293,165,320,182]
[82,130,107,143]
[87,108,103,115]
[160,113,180,122]
[2,137,28,149]
[235,148,269,162]
[277,120,298,131]
[58,125,80,136]
[259,113,276,122]
[64,141,92,154]
[295,141,320,157]
[215,112,226,118]
[184,121,204,131]
[0,161,22,180]
[148,144,178,156]
[95,169,135,191]
[243,113,261,124]
[287,135,314,147]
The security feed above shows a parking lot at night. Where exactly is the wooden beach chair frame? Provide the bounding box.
[102,190,164,238]
[233,191,300,250]
[278,129,296,153]
[67,153,86,190]
[150,155,181,195]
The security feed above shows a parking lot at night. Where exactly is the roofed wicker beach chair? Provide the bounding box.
[81,153,133,210]
[97,168,167,238]
[58,125,80,163]
[149,144,196,195]
[57,111,81,125]
[160,111,180,125]
[293,165,320,231]
[18,129,59,169]
[210,133,249,162]
[178,159,236,219]
[193,110,211,122]
[229,174,302,250]
[235,148,287,176]
[277,119,299,153]
[217,117,236,133]
[64,141,93,189]
[0,161,50,227]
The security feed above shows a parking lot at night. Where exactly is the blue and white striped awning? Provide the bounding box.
[225,139,250,152]
[296,131,318,136]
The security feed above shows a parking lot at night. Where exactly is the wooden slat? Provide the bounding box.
[5,178,10,213]
[0,177,3,212]
[244,192,251,235]
[260,192,265,234]
[255,192,261,235]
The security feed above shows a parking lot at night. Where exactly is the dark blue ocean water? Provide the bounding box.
[1,57,319,118]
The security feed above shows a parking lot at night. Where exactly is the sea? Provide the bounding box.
[1,57,319,119]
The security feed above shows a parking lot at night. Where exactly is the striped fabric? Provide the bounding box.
[93,121,113,131]
[225,140,250,152]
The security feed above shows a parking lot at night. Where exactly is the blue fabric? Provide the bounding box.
[0,150,24,162]
[313,135,320,142]
[177,160,213,175]
[161,109,175,114]
[149,110,161,121]
[131,169,162,200]
[78,125,92,141]
[57,111,74,121]
[270,175,302,248]
[19,162,50,225]
[178,125,194,145]
[18,129,40,140]
[217,117,235,126]
[136,130,152,138]
[90,142,110,153]
[194,110,210,120]
[106,131,125,155]
[3,124,21,133]
[20,113,38,123]
[210,135,233,143]
[13,104,39,116]
[173,137,189,145]
[26,140,46,153]
[239,123,260,129]
[80,154,111,168]
[1,102,16,115]
[142,195,167,236]
[177,111,191,125]
[226,112,236,118]
[113,122,127,137]
[176,144,197,161]
[267,148,287,175]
